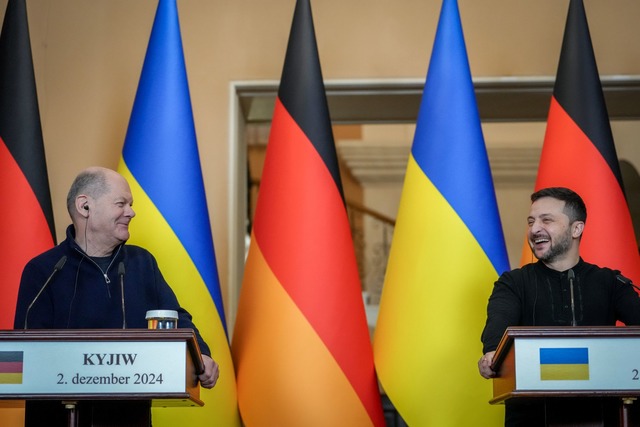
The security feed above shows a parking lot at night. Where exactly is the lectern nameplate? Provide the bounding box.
[513,337,640,391]
[0,329,203,407]
[491,326,640,404]
[0,341,185,395]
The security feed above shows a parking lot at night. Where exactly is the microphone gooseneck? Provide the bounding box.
[24,256,68,329]
[617,274,640,292]
[568,269,577,327]
[118,262,126,329]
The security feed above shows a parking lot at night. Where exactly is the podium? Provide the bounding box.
[491,326,640,427]
[0,329,204,427]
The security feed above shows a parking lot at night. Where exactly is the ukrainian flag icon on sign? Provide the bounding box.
[540,347,589,381]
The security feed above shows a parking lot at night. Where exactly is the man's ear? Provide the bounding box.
[76,195,90,217]
[572,221,584,238]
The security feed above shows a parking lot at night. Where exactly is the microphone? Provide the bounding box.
[617,274,640,292]
[568,269,577,326]
[118,262,126,329]
[24,256,67,329]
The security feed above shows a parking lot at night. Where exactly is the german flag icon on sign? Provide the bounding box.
[0,351,23,384]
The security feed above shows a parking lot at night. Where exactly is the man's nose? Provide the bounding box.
[529,220,542,233]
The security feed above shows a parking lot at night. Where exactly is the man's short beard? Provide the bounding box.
[536,230,572,263]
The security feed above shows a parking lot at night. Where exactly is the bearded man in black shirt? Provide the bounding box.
[478,187,640,426]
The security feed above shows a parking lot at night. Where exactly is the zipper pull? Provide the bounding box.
[104,273,111,284]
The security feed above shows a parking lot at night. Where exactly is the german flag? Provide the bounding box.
[521,0,640,285]
[231,0,385,425]
[0,0,56,330]
[0,351,23,384]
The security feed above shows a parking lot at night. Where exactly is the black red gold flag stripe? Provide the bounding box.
[232,0,385,425]
[553,0,622,188]
[278,0,344,201]
[0,0,55,329]
[0,351,23,384]
[522,0,639,285]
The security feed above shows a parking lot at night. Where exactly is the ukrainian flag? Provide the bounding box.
[540,348,590,381]
[118,0,240,425]
[373,0,510,425]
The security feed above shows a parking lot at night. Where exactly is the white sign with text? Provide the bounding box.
[0,340,186,395]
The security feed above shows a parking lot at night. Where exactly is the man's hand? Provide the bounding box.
[198,354,220,389]
[478,351,496,379]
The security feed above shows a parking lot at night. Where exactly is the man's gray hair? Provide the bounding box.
[66,168,110,216]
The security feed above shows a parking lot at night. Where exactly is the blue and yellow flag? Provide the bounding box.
[373,0,510,425]
[540,348,590,381]
[118,0,240,425]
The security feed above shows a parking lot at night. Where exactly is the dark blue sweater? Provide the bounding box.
[13,225,210,356]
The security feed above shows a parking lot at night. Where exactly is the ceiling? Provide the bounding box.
[237,76,640,124]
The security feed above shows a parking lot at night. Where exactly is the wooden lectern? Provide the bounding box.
[491,326,640,427]
[0,329,204,427]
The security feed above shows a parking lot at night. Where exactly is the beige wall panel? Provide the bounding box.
[1,0,639,326]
